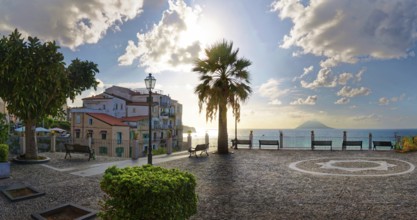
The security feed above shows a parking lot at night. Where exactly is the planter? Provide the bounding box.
[31,203,97,220]
[1,185,45,202]
[0,161,10,179]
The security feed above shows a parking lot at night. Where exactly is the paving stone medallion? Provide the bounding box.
[289,157,415,177]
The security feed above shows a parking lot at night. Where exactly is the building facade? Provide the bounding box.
[70,86,183,158]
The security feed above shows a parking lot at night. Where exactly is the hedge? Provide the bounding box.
[0,144,8,162]
[99,165,197,220]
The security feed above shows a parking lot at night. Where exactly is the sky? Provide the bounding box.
[1,0,417,130]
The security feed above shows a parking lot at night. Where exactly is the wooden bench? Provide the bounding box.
[259,140,279,149]
[312,140,332,151]
[342,141,363,150]
[231,139,252,149]
[64,144,95,161]
[188,144,209,158]
[373,141,393,150]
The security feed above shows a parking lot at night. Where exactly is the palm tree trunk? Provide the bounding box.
[24,120,38,159]
[217,102,229,154]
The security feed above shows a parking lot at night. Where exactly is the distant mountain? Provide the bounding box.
[296,120,332,129]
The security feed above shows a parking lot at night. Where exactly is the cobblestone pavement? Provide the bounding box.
[2,150,417,219]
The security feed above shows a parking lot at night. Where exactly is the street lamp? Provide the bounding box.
[145,73,156,165]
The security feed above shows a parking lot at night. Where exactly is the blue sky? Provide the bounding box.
[1,0,416,129]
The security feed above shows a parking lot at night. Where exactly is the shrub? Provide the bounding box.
[99,165,197,220]
[0,144,8,162]
[399,136,417,153]
[153,147,167,155]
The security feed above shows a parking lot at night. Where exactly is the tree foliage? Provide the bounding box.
[0,29,99,159]
[193,40,252,153]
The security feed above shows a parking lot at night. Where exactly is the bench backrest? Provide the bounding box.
[312,140,332,146]
[195,144,208,151]
[373,141,392,146]
[343,141,362,146]
[259,140,279,145]
[235,140,251,144]
[66,144,91,152]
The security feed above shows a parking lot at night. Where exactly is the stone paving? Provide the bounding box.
[1,149,417,219]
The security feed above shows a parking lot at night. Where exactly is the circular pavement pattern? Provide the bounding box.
[289,157,415,177]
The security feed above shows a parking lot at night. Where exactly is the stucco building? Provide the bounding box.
[70,86,183,158]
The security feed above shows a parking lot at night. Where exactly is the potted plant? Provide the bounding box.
[0,144,10,178]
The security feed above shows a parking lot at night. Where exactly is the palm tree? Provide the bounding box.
[193,40,252,154]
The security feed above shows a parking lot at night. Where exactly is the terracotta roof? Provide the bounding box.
[82,94,110,100]
[87,113,128,127]
[121,116,148,122]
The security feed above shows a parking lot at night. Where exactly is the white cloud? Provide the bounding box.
[378,97,390,105]
[272,0,417,66]
[378,94,406,105]
[350,114,381,121]
[337,86,370,98]
[118,0,203,73]
[300,68,337,89]
[258,79,290,105]
[338,72,353,85]
[0,0,144,50]
[292,65,314,82]
[290,95,317,105]
[355,68,366,82]
[335,97,350,105]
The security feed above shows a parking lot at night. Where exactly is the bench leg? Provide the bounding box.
[65,152,71,159]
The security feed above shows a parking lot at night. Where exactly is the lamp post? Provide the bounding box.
[145,73,156,165]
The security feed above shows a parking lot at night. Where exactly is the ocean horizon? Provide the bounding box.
[188,128,417,150]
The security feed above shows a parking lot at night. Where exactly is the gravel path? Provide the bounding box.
[1,150,417,219]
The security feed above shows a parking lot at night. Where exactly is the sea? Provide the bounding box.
[187,128,417,150]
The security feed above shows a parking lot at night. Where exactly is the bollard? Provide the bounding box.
[369,133,372,150]
[279,131,283,149]
[342,131,347,151]
[311,130,315,150]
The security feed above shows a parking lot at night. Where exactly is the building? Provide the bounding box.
[70,86,183,158]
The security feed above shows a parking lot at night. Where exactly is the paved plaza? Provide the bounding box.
[1,149,417,219]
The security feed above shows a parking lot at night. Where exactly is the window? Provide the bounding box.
[153,132,157,140]
[76,115,81,124]
[116,132,122,144]
[115,103,118,110]
[88,118,93,125]
[101,131,107,140]
[103,104,106,110]
[75,129,80,138]
[133,108,136,113]
[161,132,164,139]
[121,104,123,110]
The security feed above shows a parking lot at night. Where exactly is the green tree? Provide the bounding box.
[0,29,99,159]
[193,40,252,154]
[0,113,9,144]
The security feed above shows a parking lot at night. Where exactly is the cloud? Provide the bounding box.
[0,0,144,50]
[338,72,353,85]
[335,97,350,105]
[272,0,417,66]
[258,79,290,105]
[292,65,314,82]
[118,0,203,73]
[378,94,406,105]
[290,95,317,105]
[378,97,390,105]
[350,114,381,121]
[300,68,337,89]
[337,86,370,97]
